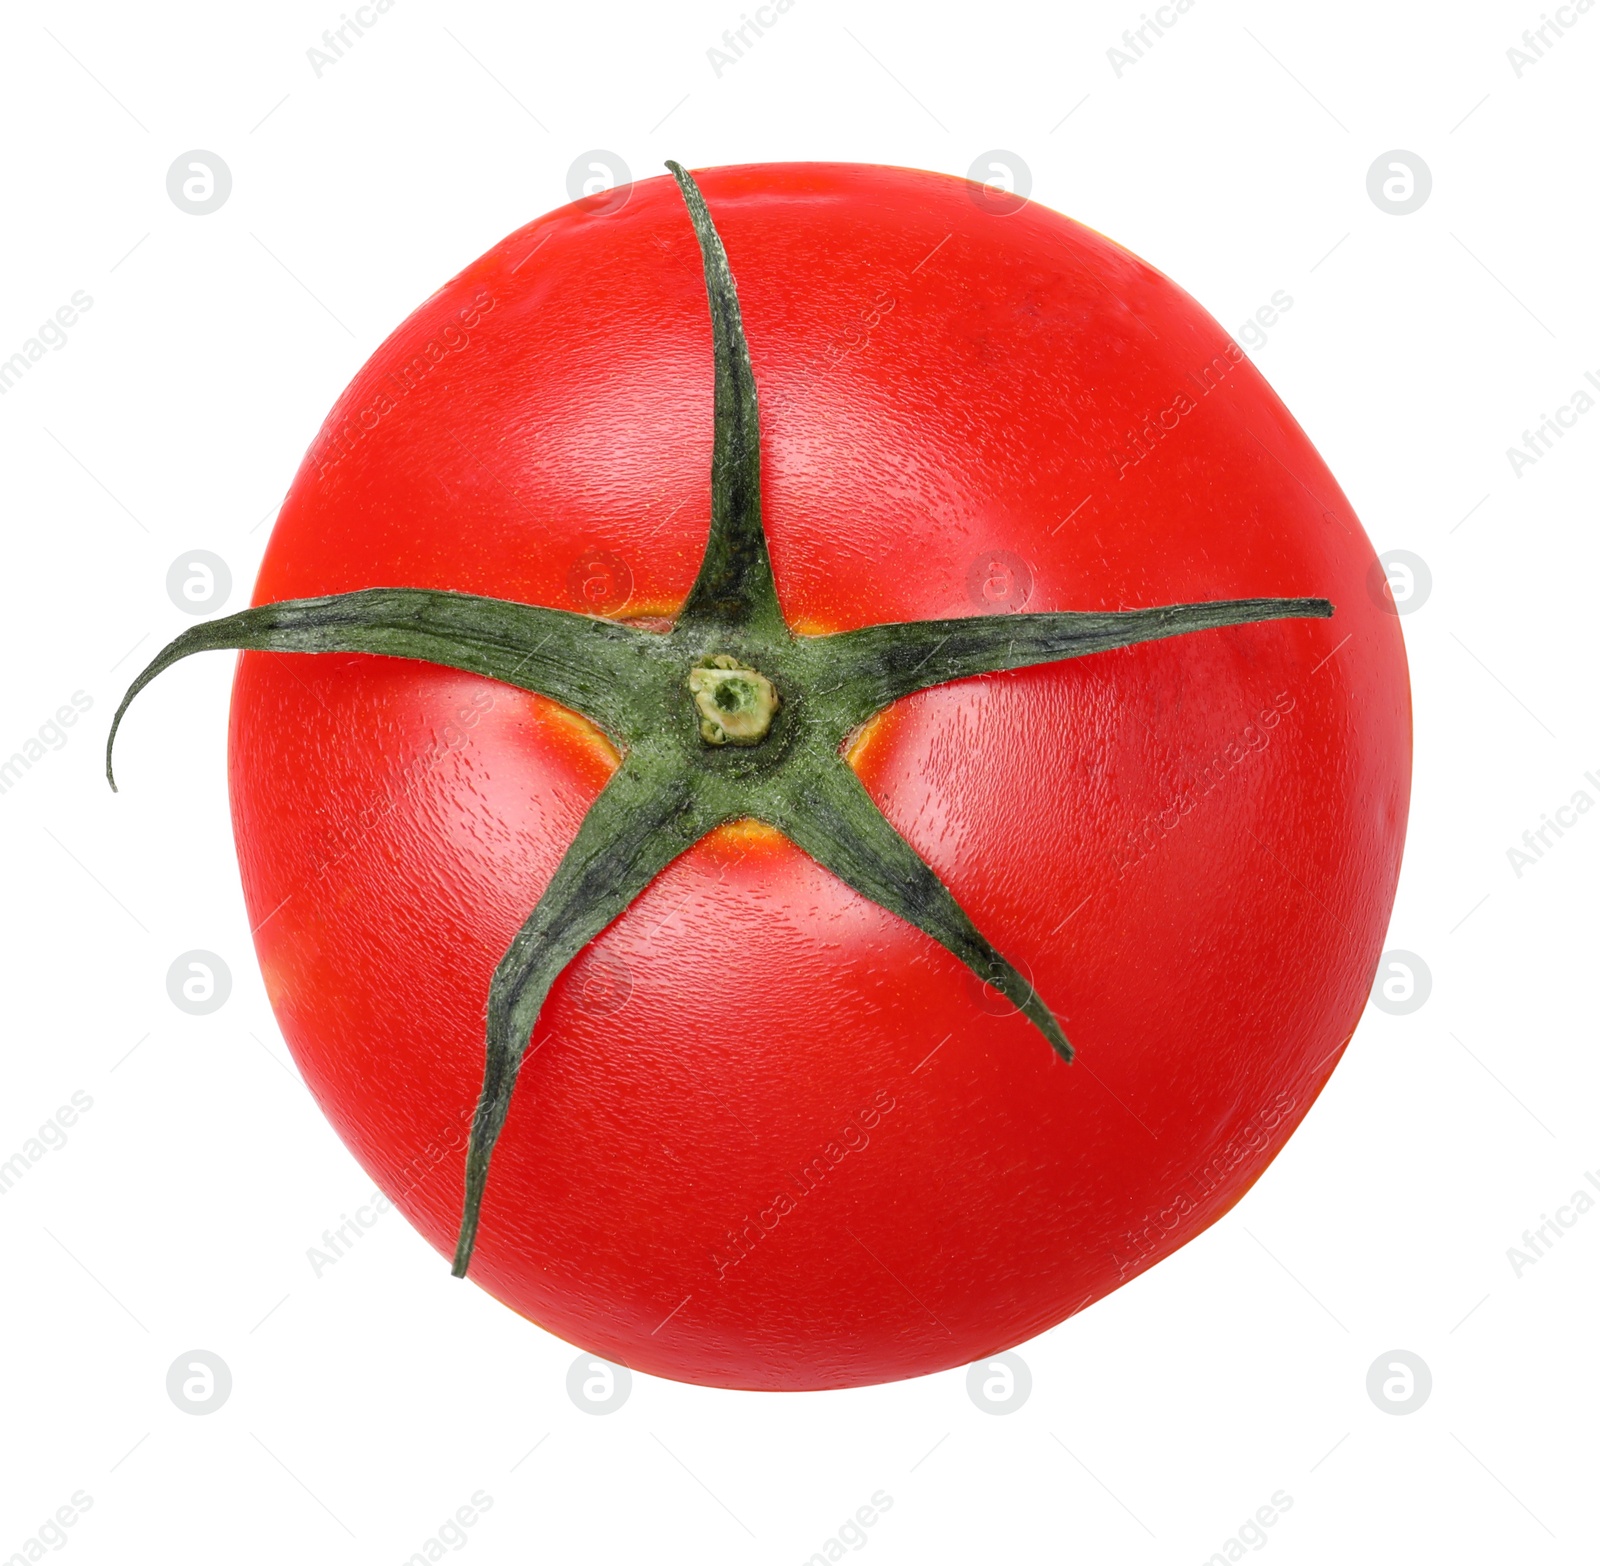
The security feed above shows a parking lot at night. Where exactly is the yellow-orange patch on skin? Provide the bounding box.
[705,818,785,851]
[609,608,844,637]
[255,918,321,1031]
[528,696,622,777]
[844,706,897,773]
[257,945,293,1016]
[787,616,840,638]
[612,608,845,636]
[614,606,678,632]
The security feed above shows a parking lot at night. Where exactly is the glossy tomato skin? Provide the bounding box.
[230,163,1409,1390]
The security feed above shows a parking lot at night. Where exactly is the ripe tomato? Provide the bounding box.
[226,162,1408,1389]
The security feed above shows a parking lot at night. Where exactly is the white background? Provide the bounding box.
[1,1,1595,1562]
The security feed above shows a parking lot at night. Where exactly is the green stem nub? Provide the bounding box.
[688,655,780,745]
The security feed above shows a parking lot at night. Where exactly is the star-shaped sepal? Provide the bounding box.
[109,161,1332,1277]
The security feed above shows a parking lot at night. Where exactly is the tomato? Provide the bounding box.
[208,163,1405,1389]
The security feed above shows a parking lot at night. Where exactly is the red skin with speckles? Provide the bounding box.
[229,163,1409,1390]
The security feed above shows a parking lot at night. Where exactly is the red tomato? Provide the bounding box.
[229,162,1409,1389]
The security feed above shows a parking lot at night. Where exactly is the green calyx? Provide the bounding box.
[107,158,1335,1279]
